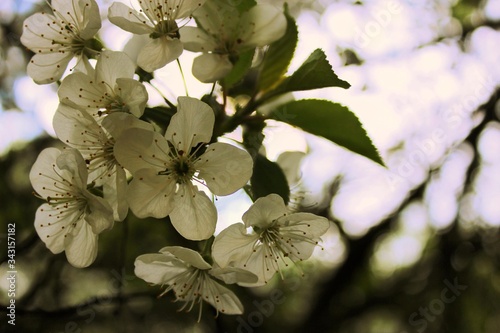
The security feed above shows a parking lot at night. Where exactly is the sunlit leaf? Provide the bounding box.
[273,49,350,94]
[269,99,384,165]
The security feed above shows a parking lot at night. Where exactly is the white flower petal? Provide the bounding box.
[21,0,101,84]
[180,26,218,52]
[95,51,136,87]
[137,38,183,72]
[52,0,102,39]
[103,166,129,222]
[276,151,306,185]
[114,78,149,117]
[84,194,114,233]
[55,148,88,189]
[193,0,238,36]
[122,34,149,65]
[135,252,188,285]
[159,246,212,270]
[108,2,154,34]
[126,168,176,218]
[242,193,288,228]
[26,52,73,84]
[172,0,207,19]
[200,278,244,315]
[58,72,107,110]
[101,112,153,139]
[197,142,252,196]
[114,128,171,174]
[192,53,233,83]
[165,97,214,153]
[170,184,217,240]
[212,223,259,268]
[34,203,77,254]
[210,267,258,285]
[30,147,69,198]
[53,104,107,149]
[277,213,330,260]
[242,4,287,47]
[64,221,99,268]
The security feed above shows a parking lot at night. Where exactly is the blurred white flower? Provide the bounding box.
[181,1,287,82]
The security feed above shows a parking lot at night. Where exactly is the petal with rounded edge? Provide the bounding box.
[53,104,107,149]
[126,168,176,218]
[95,51,136,85]
[170,184,217,240]
[277,213,330,260]
[58,72,107,110]
[108,2,154,34]
[210,267,258,285]
[55,148,88,188]
[192,53,233,83]
[102,166,129,221]
[101,112,153,139]
[199,278,244,315]
[34,203,78,254]
[114,128,171,174]
[241,4,287,47]
[171,0,207,19]
[64,221,99,268]
[160,246,212,270]
[134,252,187,285]
[242,193,288,228]
[212,223,259,268]
[26,52,73,84]
[84,194,114,233]
[114,78,148,117]
[197,142,252,196]
[180,26,217,52]
[30,147,68,197]
[165,96,214,153]
[137,38,183,72]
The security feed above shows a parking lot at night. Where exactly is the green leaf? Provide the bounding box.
[269,99,384,166]
[257,4,298,92]
[232,0,257,13]
[274,49,350,94]
[251,154,290,204]
[222,49,255,88]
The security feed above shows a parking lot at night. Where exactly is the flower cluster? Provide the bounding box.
[24,0,330,318]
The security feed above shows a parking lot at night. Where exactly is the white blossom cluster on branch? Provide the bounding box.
[23,0,332,317]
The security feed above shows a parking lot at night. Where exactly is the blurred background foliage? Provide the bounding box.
[1,0,499,332]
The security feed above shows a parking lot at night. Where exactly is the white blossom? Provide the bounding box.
[58,50,148,119]
[30,148,114,267]
[108,0,206,72]
[114,96,253,240]
[212,194,330,286]
[181,1,287,82]
[53,104,154,221]
[20,0,102,84]
[135,246,256,319]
